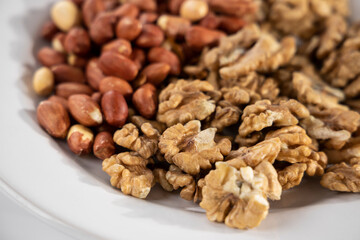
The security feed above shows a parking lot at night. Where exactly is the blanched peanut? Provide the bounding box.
[33,67,55,96]
[51,0,80,32]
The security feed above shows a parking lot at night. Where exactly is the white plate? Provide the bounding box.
[0,1,360,239]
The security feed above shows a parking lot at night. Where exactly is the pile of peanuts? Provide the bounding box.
[34,0,251,158]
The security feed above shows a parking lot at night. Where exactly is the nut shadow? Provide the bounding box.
[270,177,359,211]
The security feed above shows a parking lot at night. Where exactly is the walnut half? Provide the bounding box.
[321,159,360,192]
[102,152,154,199]
[113,123,160,159]
[159,120,231,175]
[157,80,217,127]
[200,162,269,229]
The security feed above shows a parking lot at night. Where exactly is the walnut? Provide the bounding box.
[269,0,316,39]
[102,152,154,199]
[225,138,283,200]
[308,106,360,133]
[348,22,360,38]
[321,159,360,192]
[324,137,360,164]
[268,0,348,39]
[153,168,173,192]
[210,100,242,132]
[158,120,231,175]
[164,165,193,191]
[130,115,166,134]
[200,162,269,229]
[226,138,282,169]
[277,163,307,190]
[199,23,295,81]
[154,165,205,202]
[221,87,251,106]
[316,15,348,59]
[344,76,360,99]
[166,165,204,202]
[265,126,328,176]
[301,106,360,149]
[179,177,205,202]
[113,123,159,159]
[204,24,261,70]
[299,14,348,59]
[220,72,279,102]
[238,99,309,138]
[292,72,346,109]
[278,99,311,119]
[301,116,351,150]
[157,80,217,127]
[273,55,322,96]
[184,47,210,78]
[235,133,262,147]
[346,99,360,112]
[219,34,296,80]
[254,161,282,200]
[321,26,360,88]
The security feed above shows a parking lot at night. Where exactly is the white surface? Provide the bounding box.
[0,1,360,240]
[0,191,75,240]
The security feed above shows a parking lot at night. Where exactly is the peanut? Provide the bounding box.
[33,67,55,96]
[142,63,170,85]
[52,33,66,53]
[157,15,191,38]
[67,54,88,68]
[37,100,70,138]
[136,24,164,48]
[67,124,94,155]
[132,83,157,119]
[131,73,147,89]
[48,95,69,111]
[180,0,209,22]
[91,92,102,104]
[168,0,186,14]
[147,47,181,75]
[37,47,66,67]
[51,64,85,83]
[68,94,103,126]
[93,131,115,159]
[112,3,139,18]
[130,48,146,70]
[185,26,225,48]
[199,12,220,29]
[82,0,105,28]
[123,0,157,12]
[207,0,257,17]
[219,16,246,33]
[90,12,116,45]
[86,58,105,90]
[102,39,132,57]
[98,51,138,81]
[115,17,142,41]
[41,21,59,40]
[64,27,91,55]
[101,90,128,127]
[51,0,80,32]
[99,77,133,97]
[139,12,158,24]
[56,82,93,99]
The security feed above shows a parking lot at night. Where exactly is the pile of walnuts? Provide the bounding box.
[34,0,360,230]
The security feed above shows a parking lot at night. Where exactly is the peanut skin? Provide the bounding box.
[132,83,157,119]
[93,131,115,159]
